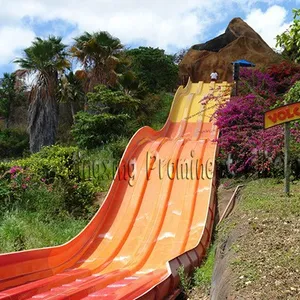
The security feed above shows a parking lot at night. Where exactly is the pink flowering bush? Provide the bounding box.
[215,95,283,175]
[239,68,277,99]
[214,60,300,177]
[215,94,300,176]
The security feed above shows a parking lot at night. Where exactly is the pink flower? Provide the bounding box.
[9,166,22,174]
[22,184,28,189]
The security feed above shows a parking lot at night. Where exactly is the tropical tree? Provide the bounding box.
[15,36,70,153]
[125,47,179,92]
[72,85,140,148]
[58,71,85,122]
[276,9,300,62]
[0,73,21,128]
[70,31,123,91]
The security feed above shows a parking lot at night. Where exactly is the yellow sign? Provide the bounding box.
[264,102,300,129]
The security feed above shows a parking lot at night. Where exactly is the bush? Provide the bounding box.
[72,85,140,149]
[72,111,129,149]
[215,95,281,175]
[126,47,179,92]
[216,63,300,177]
[0,128,29,159]
[0,145,97,217]
[267,61,300,94]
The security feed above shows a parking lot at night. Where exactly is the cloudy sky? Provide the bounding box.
[0,0,299,77]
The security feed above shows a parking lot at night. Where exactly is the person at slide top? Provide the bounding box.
[210,71,218,81]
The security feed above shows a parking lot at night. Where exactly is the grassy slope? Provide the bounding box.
[190,178,300,299]
[226,179,300,299]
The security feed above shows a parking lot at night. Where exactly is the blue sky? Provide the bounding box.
[0,0,299,78]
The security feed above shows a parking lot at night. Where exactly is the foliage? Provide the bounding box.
[173,48,189,64]
[0,210,87,253]
[126,47,178,92]
[58,71,85,119]
[72,85,140,149]
[87,85,140,115]
[267,61,300,95]
[0,73,26,127]
[72,111,129,149]
[193,245,216,288]
[215,95,284,175]
[138,92,173,129]
[115,52,139,94]
[71,31,123,90]
[106,137,129,160]
[0,145,96,216]
[276,9,300,63]
[178,265,192,296]
[15,36,70,74]
[216,62,300,177]
[15,36,70,153]
[239,68,277,99]
[284,80,300,104]
[0,128,29,158]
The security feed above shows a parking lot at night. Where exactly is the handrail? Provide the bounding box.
[218,184,244,225]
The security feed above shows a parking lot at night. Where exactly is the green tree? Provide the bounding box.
[276,9,300,62]
[70,31,123,90]
[0,73,18,128]
[15,36,70,153]
[72,85,140,148]
[126,47,178,92]
[58,71,85,123]
[284,80,300,104]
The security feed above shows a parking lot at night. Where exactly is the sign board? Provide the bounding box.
[264,102,300,129]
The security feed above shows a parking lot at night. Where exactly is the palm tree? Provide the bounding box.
[70,31,123,90]
[58,71,85,122]
[15,36,70,153]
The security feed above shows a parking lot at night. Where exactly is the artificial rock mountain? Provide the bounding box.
[179,18,280,83]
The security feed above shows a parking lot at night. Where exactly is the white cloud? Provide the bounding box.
[0,26,35,64]
[0,0,294,73]
[245,5,291,49]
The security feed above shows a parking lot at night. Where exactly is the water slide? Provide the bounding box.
[0,80,231,299]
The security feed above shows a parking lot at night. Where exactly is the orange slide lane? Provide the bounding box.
[0,80,231,299]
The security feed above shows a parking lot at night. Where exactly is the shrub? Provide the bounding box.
[0,128,29,158]
[267,61,300,94]
[239,68,277,99]
[72,111,129,148]
[72,85,140,149]
[215,95,283,175]
[0,145,97,217]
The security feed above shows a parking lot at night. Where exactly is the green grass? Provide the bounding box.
[0,183,91,253]
[218,178,300,298]
[193,245,216,288]
[0,211,87,253]
[178,245,216,298]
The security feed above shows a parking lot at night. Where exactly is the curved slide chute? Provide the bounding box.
[0,81,231,299]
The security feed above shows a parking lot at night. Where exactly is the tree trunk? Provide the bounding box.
[28,76,59,153]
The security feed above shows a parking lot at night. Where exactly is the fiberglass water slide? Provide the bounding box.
[0,80,231,300]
